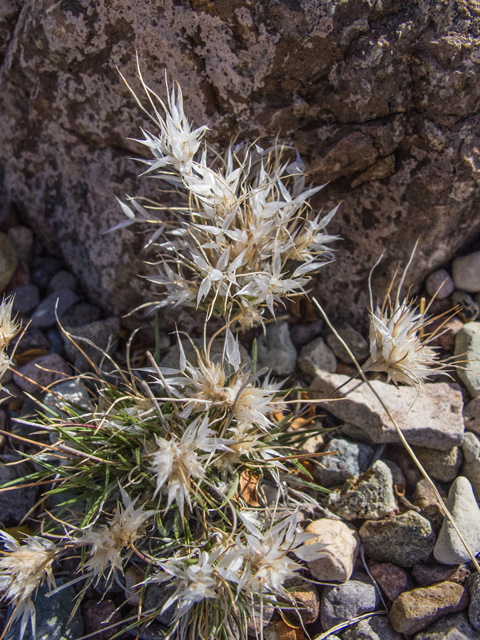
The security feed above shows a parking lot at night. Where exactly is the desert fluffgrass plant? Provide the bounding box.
[0,65,471,640]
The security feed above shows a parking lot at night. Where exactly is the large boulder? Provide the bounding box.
[1,1,480,324]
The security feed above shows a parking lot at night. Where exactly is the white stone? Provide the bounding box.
[461,432,480,501]
[453,251,480,293]
[298,336,337,380]
[433,476,480,564]
[310,370,464,449]
[304,518,359,582]
[425,268,455,299]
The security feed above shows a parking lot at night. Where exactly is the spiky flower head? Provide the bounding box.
[81,489,155,578]
[364,248,450,386]
[0,531,57,640]
[0,296,20,351]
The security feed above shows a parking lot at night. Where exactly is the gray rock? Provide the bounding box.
[8,226,34,265]
[11,326,50,351]
[61,302,102,328]
[43,379,93,418]
[415,612,480,639]
[325,319,369,364]
[13,354,71,394]
[30,288,80,329]
[298,336,337,380]
[461,432,480,500]
[0,232,18,293]
[434,476,480,565]
[360,511,436,567]
[412,445,463,483]
[47,328,67,357]
[63,317,121,372]
[468,574,480,632]
[289,320,323,347]
[453,252,480,293]
[327,460,396,521]
[321,580,379,630]
[48,270,78,292]
[310,371,464,450]
[456,323,480,397]
[453,291,480,323]
[343,615,403,640]
[256,321,297,376]
[425,268,455,300]
[10,284,40,315]
[0,461,39,526]
[314,438,373,487]
[5,578,83,640]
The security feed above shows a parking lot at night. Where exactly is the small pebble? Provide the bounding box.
[342,615,403,640]
[370,563,411,601]
[359,511,436,567]
[298,336,337,379]
[82,599,121,640]
[264,620,296,640]
[415,611,480,639]
[412,563,471,588]
[468,573,480,631]
[0,461,39,526]
[43,379,93,417]
[10,284,40,315]
[434,476,480,565]
[425,268,455,299]
[327,460,396,521]
[31,255,63,289]
[61,302,102,327]
[283,579,320,625]
[48,270,78,292]
[63,317,121,372]
[13,353,71,394]
[452,290,480,323]
[389,582,468,635]
[453,252,480,293]
[412,478,446,530]
[411,445,463,482]
[321,580,379,630]
[304,519,359,582]
[30,288,80,329]
[313,438,373,487]
[461,432,480,500]
[289,319,323,347]
[325,319,369,364]
[455,322,480,396]
[464,396,480,436]
[256,321,297,376]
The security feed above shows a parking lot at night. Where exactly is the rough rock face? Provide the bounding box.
[1,1,480,321]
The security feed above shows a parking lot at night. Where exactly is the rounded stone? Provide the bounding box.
[412,445,463,483]
[415,611,480,639]
[0,232,18,293]
[453,252,480,293]
[464,396,480,436]
[468,573,480,631]
[425,268,455,299]
[455,322,480,397]
[30,288,80,329]
[304,518,359,582]
[7,225,34,264]
[325,319,369,364]
[461,432,480,501]
[313,437,374,487]
[321,580,379,630]
[327,460,397,521]
[389,582,468,635]
[13,353,71,394]
[342,615,403,640]
[283,580,320,625]
[359,510,436,567]
[452,291,480,323]
[434,476,480,565]
[298,336,337,379]
[10,283,40,315]
[369,563,411,601]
